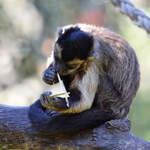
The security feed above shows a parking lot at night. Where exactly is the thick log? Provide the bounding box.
[0,99,150,150]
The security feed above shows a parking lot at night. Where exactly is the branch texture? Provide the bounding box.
[0,100,150,149]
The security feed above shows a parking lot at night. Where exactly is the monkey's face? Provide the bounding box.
[53,44,85,76]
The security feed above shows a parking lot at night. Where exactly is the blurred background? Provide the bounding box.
[0,0,150,141]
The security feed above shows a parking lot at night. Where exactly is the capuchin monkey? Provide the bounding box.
[30,24,140,133]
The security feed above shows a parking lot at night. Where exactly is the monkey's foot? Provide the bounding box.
[40,91,68,112]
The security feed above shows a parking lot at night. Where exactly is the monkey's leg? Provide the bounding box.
[49,108,113,133]
[29,99,113,133]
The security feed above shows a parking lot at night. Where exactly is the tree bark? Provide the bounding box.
[0,100,150,150]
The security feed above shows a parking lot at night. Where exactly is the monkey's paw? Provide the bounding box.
[40,91,68,111]
[42,67,56,84]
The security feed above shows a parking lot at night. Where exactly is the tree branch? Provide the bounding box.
[0,99,150,149]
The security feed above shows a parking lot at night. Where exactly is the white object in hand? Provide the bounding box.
[57,73,70,107]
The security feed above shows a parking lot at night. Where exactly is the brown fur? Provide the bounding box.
[76,24,140,118]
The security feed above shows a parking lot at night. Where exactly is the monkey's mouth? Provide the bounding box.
[61,66,80,76]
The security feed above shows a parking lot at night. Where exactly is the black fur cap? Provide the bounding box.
[56,26,93,62]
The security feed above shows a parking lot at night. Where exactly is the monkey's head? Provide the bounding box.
[43,26,95,84]
[55,26,94,74]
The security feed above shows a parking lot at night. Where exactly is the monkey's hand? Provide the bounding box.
[42,67,57,85]
[40,91,69,112]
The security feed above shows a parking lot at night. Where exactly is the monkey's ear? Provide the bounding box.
[57,28,63,36]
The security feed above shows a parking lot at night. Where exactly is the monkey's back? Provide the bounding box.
[77,24,140,119]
